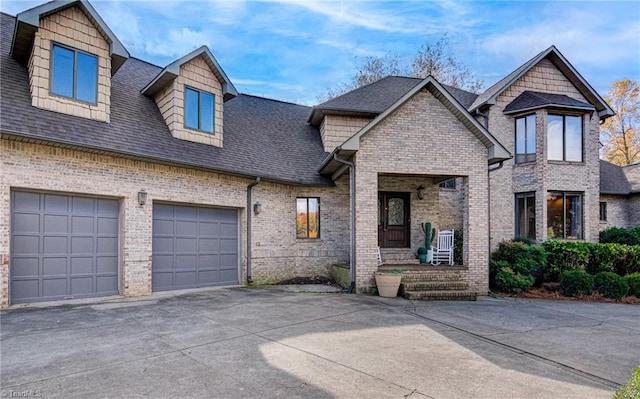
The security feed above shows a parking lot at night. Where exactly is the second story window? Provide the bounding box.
[515,114,536,163]
[548,114,583,162]
[51,44,98,103]
[185,87,214,133]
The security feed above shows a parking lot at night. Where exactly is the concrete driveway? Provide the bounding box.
[1,287,638,399]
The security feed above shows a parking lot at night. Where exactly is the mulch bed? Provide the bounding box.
[495,284,640,305]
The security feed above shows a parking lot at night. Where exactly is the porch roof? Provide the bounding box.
[318,76,512,176]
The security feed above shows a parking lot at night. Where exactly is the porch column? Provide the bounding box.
[354,164,378,293]
[465,174,490,293]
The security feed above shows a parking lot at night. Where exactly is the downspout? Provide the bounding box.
[487,161,504,265]
[246,177,261,284]
[332,153,356,294]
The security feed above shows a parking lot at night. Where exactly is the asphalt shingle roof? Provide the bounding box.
[0,12,331,186]
[600,160,632,195]
[504,91,595,114]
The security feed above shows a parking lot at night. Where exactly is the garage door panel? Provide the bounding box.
[220,238,237,252]
[11,280,39,301]
[220,254,238,267]
[153,237,174,253]
[176,238,197,253]
[12,236,39,255]
[175,255,197,269]
[72,216,95,234]
[12,258,39,277]
[44,214,68,233]
[42,278,66,297]
[44,236,68,254]
[175,271,197,287]
[152,204,238,291]
[97,237,117,254]
[219,269,238,283]
[96,256,118,273]
[12,213,40,233]
[72,197,95,214]
[44,194,68,213]
[153,255,174,270]
[43,257,67,276]
[13,192,40,211]
[71,277,94,294]
[176,221,197,236]
[71,257,93,274]
[11,192,120,304]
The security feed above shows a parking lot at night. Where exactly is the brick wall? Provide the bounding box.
[29,5,111,122]
[438,177,465,230]
[487,58,600,245]
[154,56,224,147]
[353,89,489,294]
[598,194,629,231]
[0,140,348,308]
[320,115,372,152]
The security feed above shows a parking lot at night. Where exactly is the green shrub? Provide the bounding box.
[613,366,640,399]
[613,244,640,276]
[600,226,640,245]
[454,229,463,266]
[542,241,590,282]
[490,240,546,288]
[625,273,640,297]
[494,267,535,294]
[594,272,629,300]
[560,269,594,297]
[587,243,621,274]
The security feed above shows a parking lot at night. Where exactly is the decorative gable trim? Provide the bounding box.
[339,76,511,164]
[470,46,614,120]
[11,0,129,74]
[142,46,238,101]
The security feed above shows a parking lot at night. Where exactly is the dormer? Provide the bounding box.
[142,46,237,147]
[11,0,129,123]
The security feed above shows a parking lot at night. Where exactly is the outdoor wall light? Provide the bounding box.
[138,189,148,206]
[253,202,262,215]
[417,185,426,200]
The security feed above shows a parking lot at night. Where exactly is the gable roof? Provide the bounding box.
[469,46,614,120]
[307,76,478,126]
[142,46,238,101]
[318,76,511,175]
[600,160,632,195]
[0,13,330,186]
[623,163,640,194]
[10,0,129,74]
[503,91,595,115]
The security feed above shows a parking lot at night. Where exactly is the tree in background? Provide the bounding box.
[317,35,482,102]
[600,79,640,166]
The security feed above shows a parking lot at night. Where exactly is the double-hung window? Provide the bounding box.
[547,114,583,162]
[515,192,536,239]
[296,198,320,239]
[185,87,215,133]
[51,43,98,103]
[515,114,536,163]
[547,192,583,240]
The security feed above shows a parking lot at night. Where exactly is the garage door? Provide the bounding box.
[10,191,119,304]
[152,204,239,291]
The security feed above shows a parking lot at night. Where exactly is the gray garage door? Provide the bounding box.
[152,204,239,291]
[10,191,119,304]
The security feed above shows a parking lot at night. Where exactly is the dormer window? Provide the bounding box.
[185,87,214,133]
[51,43,98,104]
[547,114,583,162]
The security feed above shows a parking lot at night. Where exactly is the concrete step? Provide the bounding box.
[401,272,463,282]
[402,281,469,292]
[402,290,478,301]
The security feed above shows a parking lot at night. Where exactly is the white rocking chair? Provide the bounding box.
[431,230,454,266]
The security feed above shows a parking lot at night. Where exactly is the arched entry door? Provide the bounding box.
[378,192,410,248]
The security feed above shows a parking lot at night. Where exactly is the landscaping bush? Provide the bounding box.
[600,226,640,245]
[594,272,629,300]
[542,241,590,282]
[493,266,535,294]
[613,244,640,276]
[586,243,621,275]
[560,269,594,297]
[625,273,640,297]
[613,366,640,399]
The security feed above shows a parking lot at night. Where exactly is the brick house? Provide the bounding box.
[599,161,640,229]
[0,0,622,308]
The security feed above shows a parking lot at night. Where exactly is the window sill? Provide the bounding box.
[547,160,585,166]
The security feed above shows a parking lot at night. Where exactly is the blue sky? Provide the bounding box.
[2,0,639,105]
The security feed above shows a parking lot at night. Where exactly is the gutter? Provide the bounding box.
[246,177,261,284]
[332,153,356,294]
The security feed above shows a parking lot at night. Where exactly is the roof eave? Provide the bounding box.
[11,0,129,75]
[503,104,595,115]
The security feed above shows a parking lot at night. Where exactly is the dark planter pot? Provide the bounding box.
[419,254,427,264]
